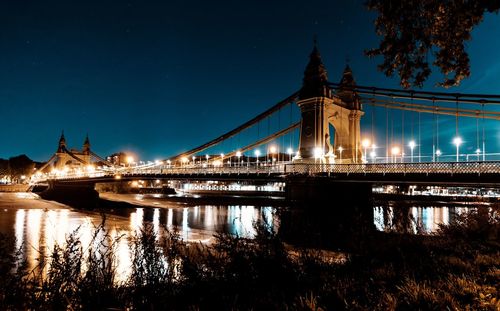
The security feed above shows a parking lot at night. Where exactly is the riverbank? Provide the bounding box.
[99,191,286,207]
[0,192,67,210]
[374,192,499,205]
[0,184,30,193]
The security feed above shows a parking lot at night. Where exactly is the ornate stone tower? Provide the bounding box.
[83,134,90,155]
[330,65,363,163]
[57,131,66,153]
[296,41,334,162]
[296,43,364,164]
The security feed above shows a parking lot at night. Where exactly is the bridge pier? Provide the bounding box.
[40,181,99,209]
[281,176,374,249]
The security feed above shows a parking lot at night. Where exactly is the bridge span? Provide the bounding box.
[41,161,500,187]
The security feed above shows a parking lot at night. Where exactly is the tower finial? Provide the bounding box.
[83,133,91,154]
[313,35,318,48]
[57,130,67,152]
[299,38,331,100]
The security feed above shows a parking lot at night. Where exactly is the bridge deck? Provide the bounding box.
[34,161,500,186]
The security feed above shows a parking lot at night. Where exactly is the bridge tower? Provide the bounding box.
[82,134,91,155]
[296,42,363,163]
[52,132,92,170]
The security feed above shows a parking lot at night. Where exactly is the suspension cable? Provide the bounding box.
[482,103,486,161]
[476,110,480,159]
[371,92,375,145]
[455,96,459,139]
[418,111,421,162]
[385,101,389,161]
[401,105,405,160]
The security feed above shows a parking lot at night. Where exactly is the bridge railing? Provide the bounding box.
[118,164,287,176]
[285,161,500,176]
[32,161,500,182]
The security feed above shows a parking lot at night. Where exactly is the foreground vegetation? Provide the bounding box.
[0,208,498,310]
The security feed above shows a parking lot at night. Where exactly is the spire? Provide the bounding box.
[57,130,66,153]
[336,64,360,109]
[83,133,90,155]
[299,38,332,100]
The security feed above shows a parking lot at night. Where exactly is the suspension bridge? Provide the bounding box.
[31,43,500,202]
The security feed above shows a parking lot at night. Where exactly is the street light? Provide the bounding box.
[287,147,293,162]
[192,156,196,166]
[370,150,376,163]
[408,140,416,163]
[236,151,242,167]
[391,146,400,163]
[254,149,261,166]
[205,154,209,166]
[269,145,277,164]
[338,146,343,163]
[475,148,481,161]
[313,147,323,162]
[436,149,442,161]
[453,137,462,162]
[362,139,371,162]
[126,156,134,167]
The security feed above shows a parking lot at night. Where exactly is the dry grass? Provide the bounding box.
[0,207,498,310]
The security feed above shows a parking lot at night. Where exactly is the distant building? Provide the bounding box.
[107,152,130,166]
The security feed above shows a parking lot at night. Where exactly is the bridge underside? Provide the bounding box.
[40,180,99,209]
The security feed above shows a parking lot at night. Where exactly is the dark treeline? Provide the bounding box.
[0,154,38,183]
[0,208,498,310]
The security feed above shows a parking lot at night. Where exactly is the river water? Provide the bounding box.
[0,192,484,281]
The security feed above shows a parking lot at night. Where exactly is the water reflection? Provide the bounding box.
[3,194,484,284]
[3,203,279,282]
[373,205,471,233]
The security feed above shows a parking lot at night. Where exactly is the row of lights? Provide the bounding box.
[173,145,297,167]
[134,136,478,168]
[360,136,479,162]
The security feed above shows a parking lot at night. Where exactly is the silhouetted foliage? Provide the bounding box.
[0,154,35,182]
[0,211,498,310]
[366,0,500,88]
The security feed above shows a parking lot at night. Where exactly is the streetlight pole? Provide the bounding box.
[391,146,400,164]
[287,148,293,162]
[254,150,260,167]
[409,140,416,163]
[236,151,242,168]
[269,145,277,167]
[362,139,370,163]
[453,137,462,162]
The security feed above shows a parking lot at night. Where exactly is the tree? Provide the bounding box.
[366,0,500,88]
[8,155,35,183]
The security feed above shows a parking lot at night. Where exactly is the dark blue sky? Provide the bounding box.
[1,1,499,161]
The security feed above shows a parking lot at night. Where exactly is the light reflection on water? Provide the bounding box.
[373,205,473,233]
[2,203,279,282]
[1,194,482,282]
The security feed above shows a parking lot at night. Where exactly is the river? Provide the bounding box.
[0,192,485,281]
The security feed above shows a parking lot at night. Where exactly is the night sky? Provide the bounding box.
[1,1,499,161]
